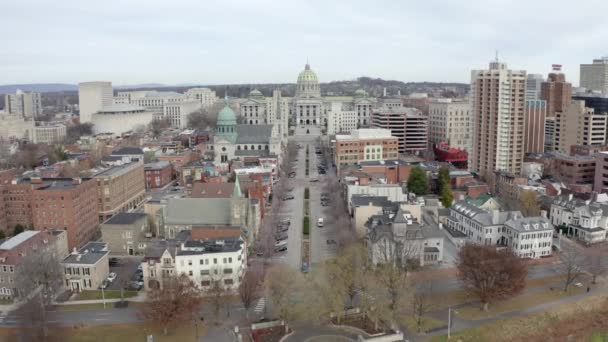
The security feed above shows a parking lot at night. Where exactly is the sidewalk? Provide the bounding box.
[53,291,147,306]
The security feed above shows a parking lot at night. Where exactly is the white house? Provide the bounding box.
[550,194,608,244]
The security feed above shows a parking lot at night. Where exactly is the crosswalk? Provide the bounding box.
[254,297,265,314]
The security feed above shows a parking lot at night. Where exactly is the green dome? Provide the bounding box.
[217,104,237,126]
[297,64,318,83]
[354,89,368,97]
[249,89,264,98]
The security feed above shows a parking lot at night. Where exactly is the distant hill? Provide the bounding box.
[0,83,77,94]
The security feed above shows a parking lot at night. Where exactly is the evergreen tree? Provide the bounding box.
[441,184,454,208]
[437,167,450,195]
[407,166,429,196]
[13,224,25,236]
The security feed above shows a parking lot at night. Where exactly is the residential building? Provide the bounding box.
[100,213,150,256]
[293,63,323,126]
[554,100,607,153]
[93,162,145,222]
[92,104,155,135]
[371,106,428,155]
[158,151,200,179]
[62,242,109,293]
[580,57,608,94]
[365,207,444,267]
[327,102,357,135]
[524,100,547,154]
[447,201,553,258]
[4,90,42,118]
[545,117,555,152]
[78,81,113,124]
[540,72,572,117]
[346,183,408,212]
[1,177,99,250]
[185,88,218,108]
[142,236,246,292]
[33,123,67,144]
[469,60,526,188]
[0,230,69,299]
[428,99,471,151]
[144,160,173,189]
[550,195,608,244]
[334,129,399,173]
[351,195,395,237]
[525,74,544,101]
[594,151,608,193]
[358,159,413,185]
[111,147,145,164]
[552,153,596,186]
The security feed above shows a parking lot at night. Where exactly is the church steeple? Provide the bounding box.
[232,176,243,198]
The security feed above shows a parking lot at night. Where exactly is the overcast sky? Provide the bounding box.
[2,0,607,86]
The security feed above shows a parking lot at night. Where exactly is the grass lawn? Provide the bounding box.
[46,322,205,342]
[74,290,138,301]
[0,298,13,305]
[428,295,608,342]
[456,286,584,320]
[403,315,445,333]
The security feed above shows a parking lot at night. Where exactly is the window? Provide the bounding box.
[228,257,232,263]
[200,269,209,275]
[201,280,210,286]
[188,260,192,266]
[224,279,234,285]
[213,258,217,264]
[223,268,233,274]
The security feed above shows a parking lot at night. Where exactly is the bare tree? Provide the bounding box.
[374,263,411,324]
[140,273,202,335]
[238,270,261,321]
[149,118,171,139]
[187,101,225,130]
[265,264,306,332]
[520,190,541,217]
[411,280,435,333]
[10,143,41,169]
[457,244,528,311]
[16,293,59,342]
[206,266,232,324]
[585,250,606,285]
[555,242,586,292]
[14,246,64,340]
[66,122,93,143]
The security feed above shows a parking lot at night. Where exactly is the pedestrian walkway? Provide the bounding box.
[254,297,265,314]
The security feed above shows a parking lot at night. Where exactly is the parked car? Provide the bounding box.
[109,257,121,266]
[281,218,291,224]
[282,195,294,201]
[274,245,288,252]
[107,272,117,282]
[310,178,319,182]
[275,233,288,241]
[327,239,337,245]
[277,225,289,233]
[317,218,324,227]
[137,264,143,271]
[321,201,329,207]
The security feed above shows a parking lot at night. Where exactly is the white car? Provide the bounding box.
[107,272,117,282]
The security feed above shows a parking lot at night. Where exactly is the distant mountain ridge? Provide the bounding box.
[0,83,78,94]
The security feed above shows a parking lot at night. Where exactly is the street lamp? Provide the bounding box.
[447,306,458,339]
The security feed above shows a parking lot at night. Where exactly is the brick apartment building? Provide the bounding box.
[93,162,145,222]
[144,160,173,189]
[552,153,596,186]
[0,177,98,250]
[157,151,200,178]
[358,160,413,184]
[594,151,608,193]
[334,129,399,173]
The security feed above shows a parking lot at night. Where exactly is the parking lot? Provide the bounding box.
[105,256,144,291]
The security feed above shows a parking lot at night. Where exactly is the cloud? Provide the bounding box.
[1,0,607,85]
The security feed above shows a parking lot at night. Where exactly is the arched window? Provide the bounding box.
[244,145,248,150]
[258,145,262,150]
[237,145,241,150]
[265,145,269,150]
[251,145,255,150]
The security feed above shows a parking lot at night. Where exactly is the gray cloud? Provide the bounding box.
[2,0,607,85]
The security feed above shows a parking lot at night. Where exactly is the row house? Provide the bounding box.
[550,194,608,244]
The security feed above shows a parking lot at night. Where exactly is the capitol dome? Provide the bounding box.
[354,89,368,98]
[249,89,264,98]
[295,63,321,98]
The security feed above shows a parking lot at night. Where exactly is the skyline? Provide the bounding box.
[3,0,608,86]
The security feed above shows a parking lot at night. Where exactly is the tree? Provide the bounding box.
[265,264,306,332]
[457,244,527,311]
[407,166,428,196]
[10,143,40,169]
[440,184,454,208]
[411,280,435,333]
[14,246,64,340]
[238,270,261,321]
[13,224,25,236]
[140,274,202,335]
[436,166,450,196]
[187,101,224,130]
[149,118,170,139]
[66,123,93,143]
[206,267,231,324]
[374,263,412,323]
[555,242,585,292]
[520,190,540,217]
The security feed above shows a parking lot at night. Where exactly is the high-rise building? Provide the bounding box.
[540,71,572,117]
[524,100,547,154]
[428,99,471,151]
[78,81,113,124]
[580,57,608,94]
[4,90,42,118]
[525,74,544,100]
[554,100,607,153]
[371,106,428,155]
[544,117,555,152]
[469,60,526,186]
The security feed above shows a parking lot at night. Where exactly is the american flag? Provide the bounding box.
[552,64,562,71]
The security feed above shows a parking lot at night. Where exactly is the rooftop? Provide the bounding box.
[63,242,108,265]
[98,104,146,113]
[177,237,244,256]
[93,162,140,178]
[336,128,394,141]
[112,147,144,155]
[19,177,91,190]
[144,160,171,170]
[103,212,147,226]
[0,231,39,250]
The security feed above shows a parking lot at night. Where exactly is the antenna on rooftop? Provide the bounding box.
[495,49,499,62]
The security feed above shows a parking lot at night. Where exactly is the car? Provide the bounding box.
[321,202,329,207]
[310,178,319,182]
[318,170,326,175]
[321,192,330,197]
[275,233,288,241]
[574,282,584,287]
[288,174,296,178]
[301,262,309,273]
[107,272,117,282]
[99,280,109,290]
[274,245,287,252]
[281,218,291,224]
[282,195,294,201]
[317,218,324,227]
[137,264,143,271]
[286,188,294,192]
[277,225,289,233]
[326,239,337,245]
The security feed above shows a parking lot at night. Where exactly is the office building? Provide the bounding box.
[580,57,608,94]
[371,106,428,155]
[78,81,113,124]
[327,102,357,135]
[93,162,145,222]
[4,90,42,118]
[554,100,607,153]
[334,129,399,173]
[524,100,547,154]
[595,152,608,193]
[33,123,67,144]
[525,74,544,100]
[184,88,218,108]
[0,113,34,142]
[573,92,608,115]
[469,60,526,187]
[544,117,555,152]
[428,99,471,151]
[541,71,572,117]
